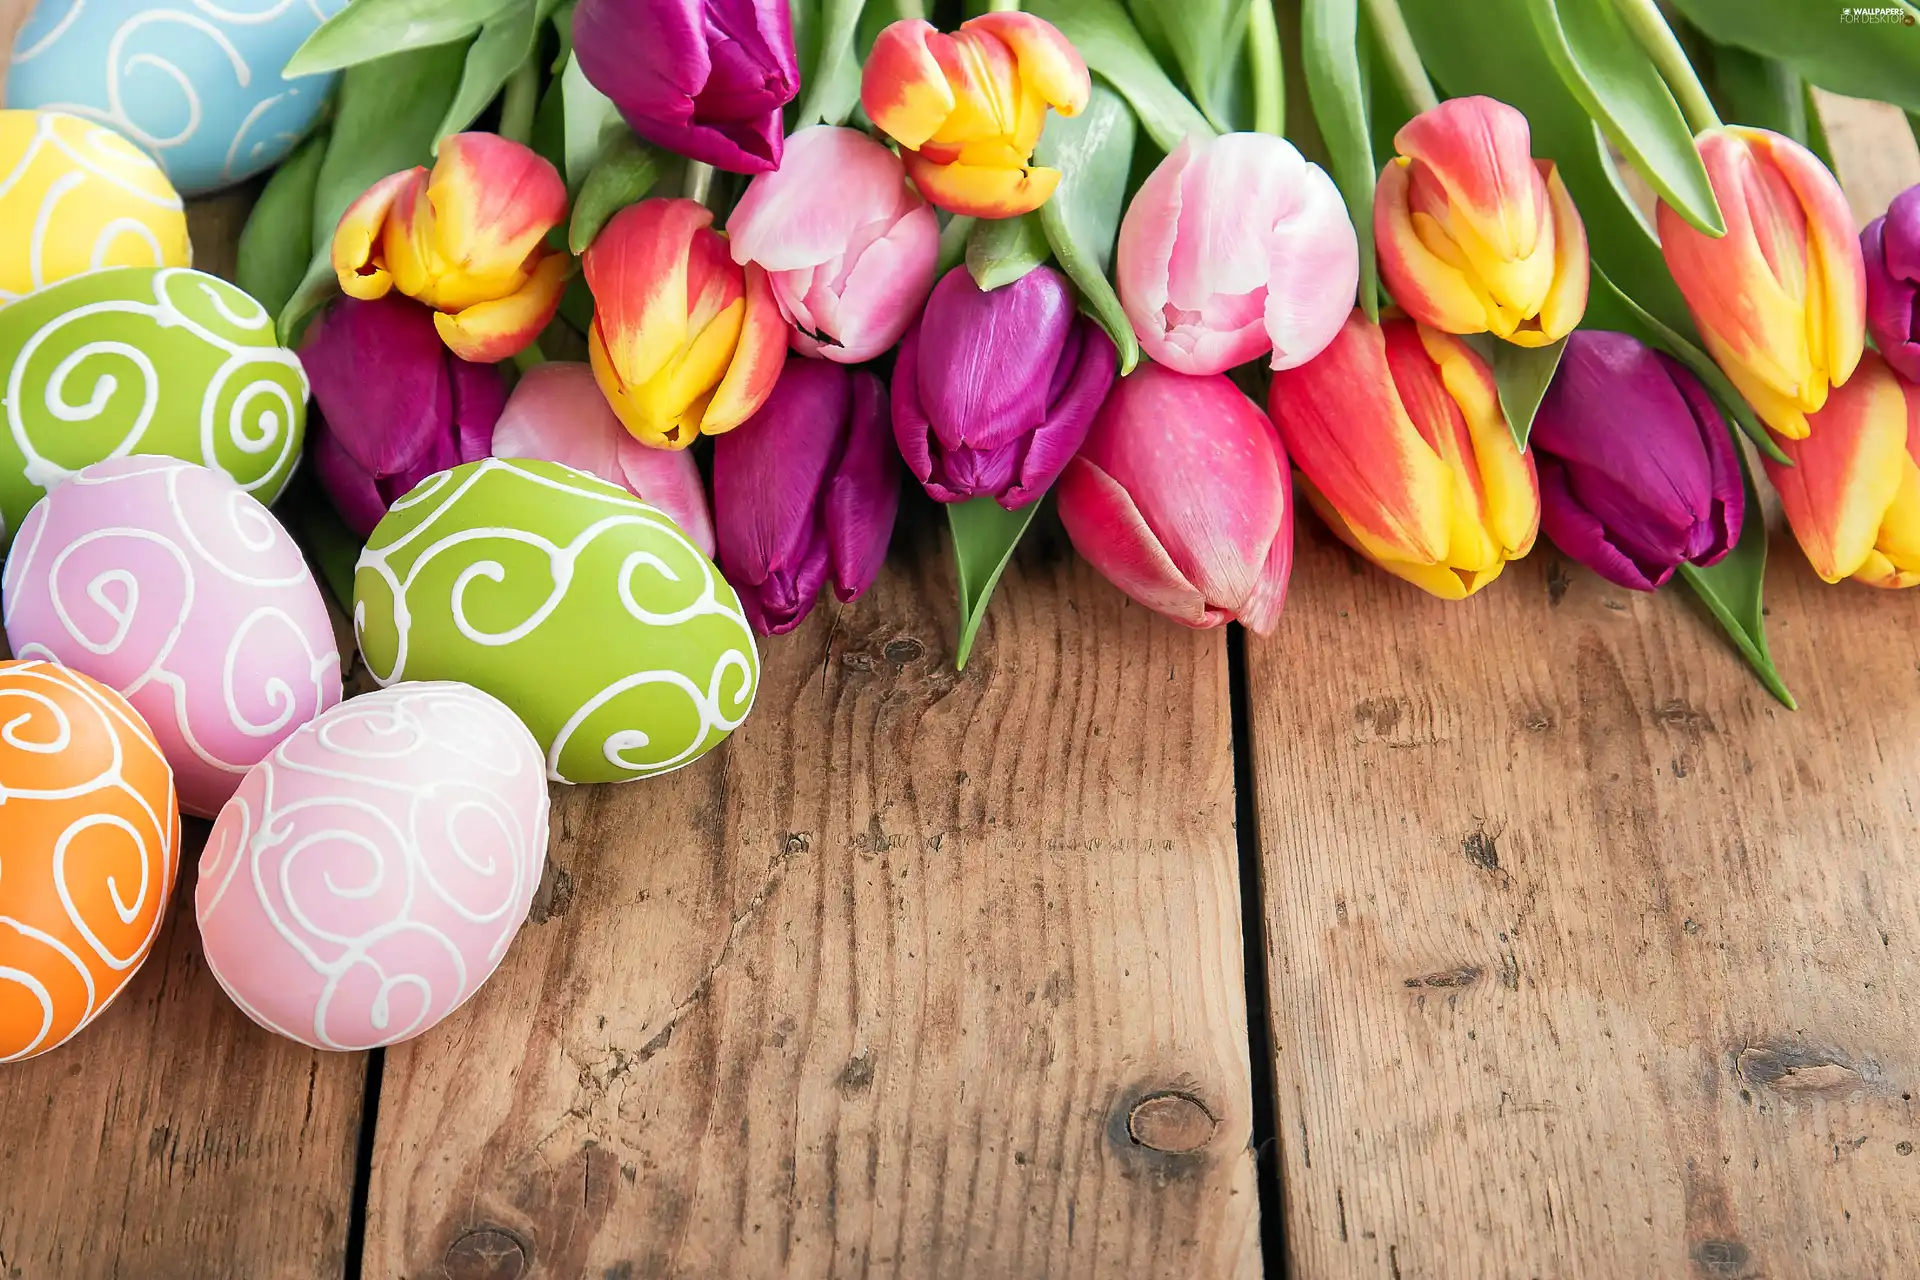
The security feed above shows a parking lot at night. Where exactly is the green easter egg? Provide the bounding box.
[354,458,760,784]
[0,265,307,546]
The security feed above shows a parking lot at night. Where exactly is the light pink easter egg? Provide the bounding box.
[195,681,550,1050]
[2,455,343,818]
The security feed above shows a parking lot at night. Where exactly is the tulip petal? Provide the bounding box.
[451,354,507,463]
[1537,454,1671,591]
[811,202,940,362]
[824,370,900,601]
[1375,159,1491,336]
[586,199,712,392]
[728,126,917,272]
[862,20,956,151]
[619,435,716,556]
[435,252,571,364]
[492,362,622,480]
[1265,158,1361,370]
[890,319,937,488]
[1415,324,1539,561]
[962,12,1090,117]
[1057,455,1215,627]
[1758,127,1867,391]
[902,149,1060,219]
[703,262,789,434]
[332,168,417,300]
[1531,163,1589,344]
[431,133,569,293]
[1006,321,1115,509]
[1763,352,1908,582]
[1394,96,1542,264]
[1234,508,1293,637]
[311,428,393,539]
[300,293,453,477]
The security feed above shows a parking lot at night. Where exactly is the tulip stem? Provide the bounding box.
[1360,0,1438,114]
[512,341,547,373]
[894,0,925,20]
[986,0,1019,10]
[1247,0,1284,136]
[1613,0,1721,134]
[497,53,539,146]
[682,160,715,206]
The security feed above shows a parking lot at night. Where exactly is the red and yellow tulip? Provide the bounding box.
[332,133,570,364]
[582,197,787,450]
[859,13,1090,219]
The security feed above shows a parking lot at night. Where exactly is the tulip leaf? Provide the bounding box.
[238,127,328,319]
[949,496,1044,670]
[1665,0,1920,117]
[1492,334,1568,451]
[1128,0,1252,133]
[1024,0,1215,153]
[436,0,539,146]
[289,482,366,614]
[795,0,866,127]
[284,0,518,77]
[935,214,975,277]
[1035,82,1140,374]
[570,136,666,253]
[1302,0,1379,321]
[1522,0,1723,237]
[1677,444,1795,711]
[562,51,628,189]
[967,214,1052,291]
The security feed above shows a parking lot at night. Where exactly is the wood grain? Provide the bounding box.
[362,516,1261,1279]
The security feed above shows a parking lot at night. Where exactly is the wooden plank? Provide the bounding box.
[0,197,368,1280]
[1248,109,1920,1279]
[362,519,1261,1278]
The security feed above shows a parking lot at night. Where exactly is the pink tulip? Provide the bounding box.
[1057,363,1292,633]
[1116,132,1357,376]
[491,362,716,555]
[726,125,940,363]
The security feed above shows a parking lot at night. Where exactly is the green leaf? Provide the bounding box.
[1025,0,1215,152]
[949,496,1043,670]
[1677,444,1795,710]
[1302,0,1378,320]
[1705,43,1807,142]
[238,128,328,318]
[1666,0,1920,116]
[291,485,365,613]
[284,0,516,77]
[1035,82,1141,373]
[1804,83,1837,175]
[936,214,975,277]
[966,214,1051,291]
[1129,0,1252,132]
[562,51,627,189]
[569,136,665,253]
[795,0,866,126]
[436,0,539,145]
[559,273,595,334]
[1493,334,1567,450]
[1522,0,1723,236]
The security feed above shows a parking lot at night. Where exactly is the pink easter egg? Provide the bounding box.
[1,455,342,817]
[194,681,550,1050]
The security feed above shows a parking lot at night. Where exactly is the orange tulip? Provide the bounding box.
[332,133,569,364]
[582,197,787,450]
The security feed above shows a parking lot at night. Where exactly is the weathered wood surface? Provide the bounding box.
[1248,95,1920,1280]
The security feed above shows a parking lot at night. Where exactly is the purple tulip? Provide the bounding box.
[1864,183,1920,383]
[301,294,506,538]
[573,0,798,175]
[714,356,899,634]
[893,265,1117,509]
[1531,330,1744,591]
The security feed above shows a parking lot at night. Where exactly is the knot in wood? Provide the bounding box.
[443,1226,529,1280]
[1126,1091,1218,1154]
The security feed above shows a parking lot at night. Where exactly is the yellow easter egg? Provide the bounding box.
[0,111,190,302]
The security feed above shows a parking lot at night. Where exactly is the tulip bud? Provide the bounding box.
[1763,351,1920,589]
[584,197,788,450]
[893,265,1117,509]
[331,133,569,364]
[1268,310,1539,599]
[727,125,940,364]
[1115,132,1357,377]
[1862,183,1920,384]
[1531,332,1744,591]
[1058,364,1292,634]
[860,13,1091,218]
[714,356,899,634]
[1374,96,1588,349]
[1658,126,1865,441]
[301,294,506,538]
[573,0,798,174]
[492,362,716,556]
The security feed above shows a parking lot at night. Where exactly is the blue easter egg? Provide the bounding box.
[6,0,346,196]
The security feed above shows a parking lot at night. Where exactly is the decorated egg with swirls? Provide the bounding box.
[0,658,180,1061]
[3,456,342,818]
[354,459,760,784]
[0,266,307,548]
[195,680,549,1050]
[7,0,345,196]
[0,111,189,301]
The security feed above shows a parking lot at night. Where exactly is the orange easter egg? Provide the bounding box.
[0,660,180,1061]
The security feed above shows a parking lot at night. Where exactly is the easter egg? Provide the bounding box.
[354,459,759,784]
[3,456,343,818]
[0,111,189,302]
[195,681,549,1050]
[7,1,346,196]
[0,659,180,1062]
[0,266,307,547]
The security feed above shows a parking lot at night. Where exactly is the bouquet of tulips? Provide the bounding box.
[238,0,1920,704]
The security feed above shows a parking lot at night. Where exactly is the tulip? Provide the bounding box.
[1763,351,1920,589]
[1116,132,1357,377]
[1374,96,1588,349]
[492,362,715,555]
[1862,183,1920,384]
[1057,364,1292,633]
[301,294,506,537]
[860,13,1091,218]
[726,125,940,364]
[893,265,1116,509]
[714,357,898,633]
[573,0,797,174]
[1531,332,1744,591]
[332,133,569,364]
[1658,126,1865,441]
[1268,310,1539,600]
[583,197,788,451]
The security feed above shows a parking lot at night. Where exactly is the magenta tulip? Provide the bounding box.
[893,265,1116,509]
[727,124,939,363]
[1864,183,1920,383]
[1057,363,1292,633]
[301,293,505,537]
[492,362,715,555]
[714,356,899,634]
[1116,132,1357,376]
